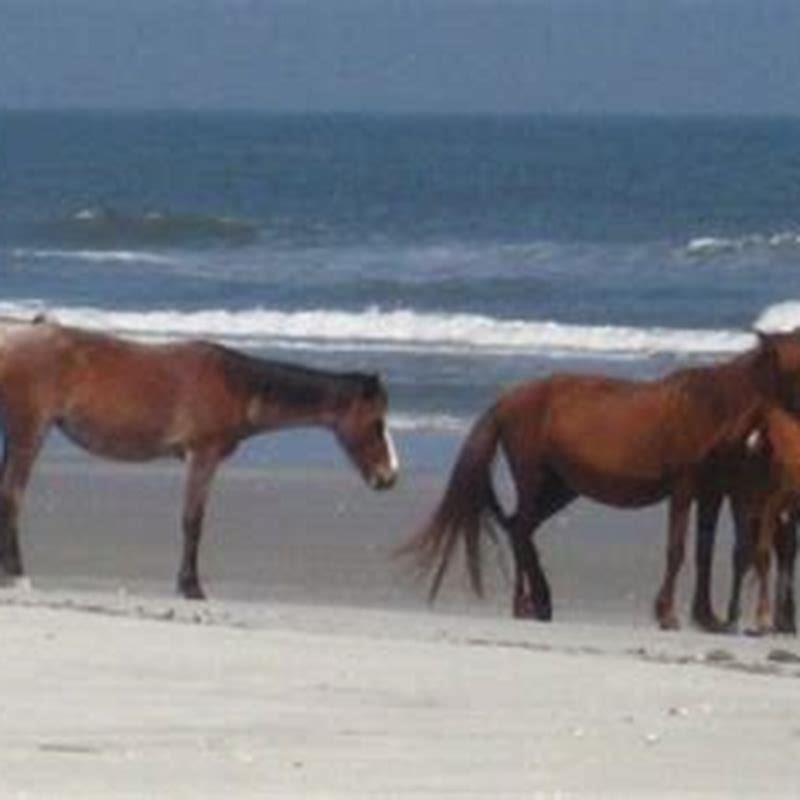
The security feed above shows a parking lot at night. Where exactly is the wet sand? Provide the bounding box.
[21,460,736,623]
[1,459,799,797]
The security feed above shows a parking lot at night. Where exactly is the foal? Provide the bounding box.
[726,407,800,633]
[0,317,398,599]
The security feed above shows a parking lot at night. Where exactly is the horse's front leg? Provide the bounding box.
[726,498,754,632]
[654,485,692,630]
[773,512,797,634]
[752,496,783,635]
[691,490,725,632]
[0,425,47,583]
[177,448,222,600]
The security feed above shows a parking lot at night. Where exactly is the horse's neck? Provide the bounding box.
[242,358,353,431]
[689,352,765,412]
[680,352,772,458]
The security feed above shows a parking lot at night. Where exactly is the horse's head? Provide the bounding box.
[333,374,399,491]
[754,329,800,411]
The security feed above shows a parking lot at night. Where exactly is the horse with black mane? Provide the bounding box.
[0,316,398,599]
[400,332,800,632]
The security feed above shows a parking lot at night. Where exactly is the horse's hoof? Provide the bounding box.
[693,612,727,634]
[513,597,537,619]
[654,595,679,631]
[774,617,796,635]
[177,581,206,601]
[513,593,552,622]
[774,610,797,635]
[658,614,680,631]
[722,619,741,636]
[0,574,32,592]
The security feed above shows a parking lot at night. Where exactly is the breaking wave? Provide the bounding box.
[0,301,759,359]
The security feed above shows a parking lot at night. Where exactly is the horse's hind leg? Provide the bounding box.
[773,514,797,634]
[511,528,550,620]
[177,448,222,600]
[510,469,576,621]
[0,422,47,581]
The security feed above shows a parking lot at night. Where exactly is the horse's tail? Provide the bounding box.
[397,404,505,602]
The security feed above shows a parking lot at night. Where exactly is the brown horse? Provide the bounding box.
[400,332,800,630]
[721,407,800,633]
[684,422,798,635]
[725,491,797,635]
[0,316,399,599]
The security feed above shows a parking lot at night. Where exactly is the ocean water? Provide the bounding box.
[3,111,800,470]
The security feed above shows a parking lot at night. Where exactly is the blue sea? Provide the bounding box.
[4,111,800,470]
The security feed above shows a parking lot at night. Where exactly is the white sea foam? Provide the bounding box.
[754,301,800,333]
[685,237,740,256]
[12,248,180,266]
[0,301,758,359]
[389,413,468,433]
[685,231,800,257]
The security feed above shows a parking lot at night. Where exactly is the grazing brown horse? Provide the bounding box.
[401,332,800,630]
[0,317,399,599]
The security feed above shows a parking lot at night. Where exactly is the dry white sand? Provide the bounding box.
[0,460,798,797]
[1,592,800,798]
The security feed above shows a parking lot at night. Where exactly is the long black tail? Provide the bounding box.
[397,405,506,601]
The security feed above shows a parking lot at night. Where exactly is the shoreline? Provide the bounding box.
[23,458,743,626]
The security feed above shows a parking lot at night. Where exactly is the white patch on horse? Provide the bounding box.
[384,426,399,475]
[746,428,762,452]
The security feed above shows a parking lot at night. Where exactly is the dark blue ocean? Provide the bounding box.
[3,111,800,469]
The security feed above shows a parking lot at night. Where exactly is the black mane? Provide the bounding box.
[213,344,383,408]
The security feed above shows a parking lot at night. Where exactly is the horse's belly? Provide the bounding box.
[551,454,671,509]
[58,417,178,461]
[576,472,670,508]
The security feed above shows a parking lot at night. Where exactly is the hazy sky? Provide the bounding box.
[3,1,800,115]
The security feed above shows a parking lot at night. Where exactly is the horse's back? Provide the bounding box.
[58,333,246,449]
[0,317,65,381]
[500,372,672,437]
[496,373,690,503]
[0,322,247,458]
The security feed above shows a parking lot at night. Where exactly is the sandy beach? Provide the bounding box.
[2,457,800,797]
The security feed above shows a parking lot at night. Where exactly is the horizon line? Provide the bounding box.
[3,106,800,122]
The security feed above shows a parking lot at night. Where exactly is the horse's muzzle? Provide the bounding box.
[369,468,398,491]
